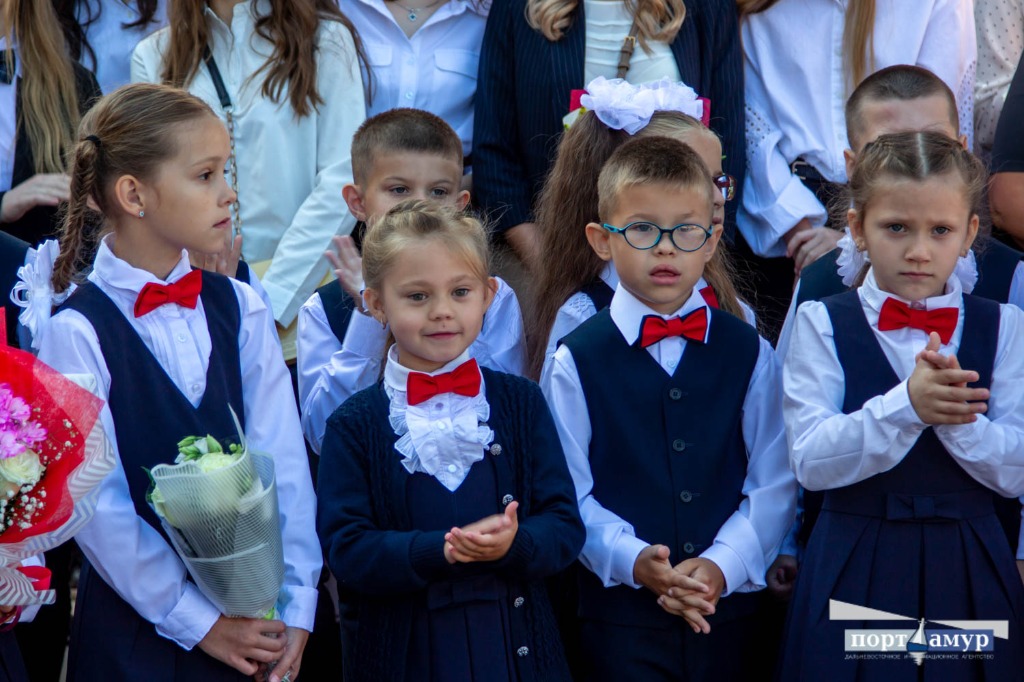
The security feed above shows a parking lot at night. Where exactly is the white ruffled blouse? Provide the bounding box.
[383,347,494,492]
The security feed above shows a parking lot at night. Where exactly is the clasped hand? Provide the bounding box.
[444,501,519,564]
[633,545,725,634]
[908,332,988,425]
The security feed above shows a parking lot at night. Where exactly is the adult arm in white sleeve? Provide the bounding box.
[917,0,978,150]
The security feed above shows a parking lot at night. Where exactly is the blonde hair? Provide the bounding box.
[843,0,877,90]
[53,84,217,293]
[4,0,82,175]
[362,200,491,293]
[526,0,685,50]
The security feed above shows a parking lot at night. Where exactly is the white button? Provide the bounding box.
[434,403,443,410]
[437,422,447,430]
[667,360,677,370]
[447,464,457,474]
[191,383,201,394]
[177,333,187,343]
[405,91,414,100]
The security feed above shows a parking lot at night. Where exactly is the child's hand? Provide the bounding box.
[766,553,799,601]
[325,235,365,311]
[908,332,989,425]
[197,615,287,676]
[190,234,244,278]
[261,626,308,682]
[633,545,709,602]
[656,557,725,634]
[444,501,519,563]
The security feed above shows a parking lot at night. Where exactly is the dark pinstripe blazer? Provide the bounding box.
[473,0,745,240]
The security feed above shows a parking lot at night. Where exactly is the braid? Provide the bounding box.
[52,137,103,294]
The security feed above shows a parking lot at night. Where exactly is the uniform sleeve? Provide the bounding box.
[933,304,1024,497]
[474,278,527,377]
[916,0,978,150]
[541,293,597,381]
[232,281,321,630]
[540,346,649,589]
[316,404,459,595]
[472,0,534,234]
[296,292,387,454]
[700,338,797,595]
[783,302,928,491]
[258,24,363,326]
[737,20,828,258]
[37,311,221,650]
[492,381,584,581]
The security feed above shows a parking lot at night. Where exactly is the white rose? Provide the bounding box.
[195,452,240,474]
[0,450,43,487]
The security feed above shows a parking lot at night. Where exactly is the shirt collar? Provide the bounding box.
[383,346,478,395]
[599,262,619,290]
[859,267,963,314]
[89,235,194,296]
[610,284,710,346]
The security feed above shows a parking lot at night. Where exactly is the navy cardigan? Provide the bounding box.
[473,0,745,240]
[317,369,584,682]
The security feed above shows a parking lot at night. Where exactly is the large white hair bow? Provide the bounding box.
[579,77,707,135]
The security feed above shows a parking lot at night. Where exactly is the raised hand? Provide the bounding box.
[908,332,988,424]
[325,235,365,310]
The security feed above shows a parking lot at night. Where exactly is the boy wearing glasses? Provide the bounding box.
[540,136,795,682]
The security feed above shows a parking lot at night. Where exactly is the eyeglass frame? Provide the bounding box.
[601,221,715,252]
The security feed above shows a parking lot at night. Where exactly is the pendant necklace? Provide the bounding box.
[393,0,444,21]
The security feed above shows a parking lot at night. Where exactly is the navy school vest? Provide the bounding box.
[316,279,356,344]
[234,259,251,286]
[58,272,246,534]
[0,232,29,347]
[579,278,614,312]
[800,292,999,543]
[797,239,1024,308]
[561,307,760,627]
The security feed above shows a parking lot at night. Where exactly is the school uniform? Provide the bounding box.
[541,263,758,380]
[541,284,796,681]
[296,276,527,453]
[779,270,1024,680]
[0,230,28,346]
[473,0,744,239]
[317,349,584,682]
[36,237,321,682]
[777,240,1024,561]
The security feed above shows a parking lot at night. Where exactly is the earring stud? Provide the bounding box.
[138,210,145,218]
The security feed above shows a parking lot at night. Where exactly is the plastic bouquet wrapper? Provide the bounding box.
[0,316,114,608]
[146,410,284,619]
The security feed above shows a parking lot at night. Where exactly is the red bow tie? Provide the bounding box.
[638,307,708,348]
[133,269,203,318]
[406,359,481,406]
[877,297,959,344]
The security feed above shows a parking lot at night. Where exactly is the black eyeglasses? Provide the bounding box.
[714,174,736,202]
[602,221,714,252]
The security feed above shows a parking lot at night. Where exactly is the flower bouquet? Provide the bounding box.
[0,320,114,610]
[146,412,284,619]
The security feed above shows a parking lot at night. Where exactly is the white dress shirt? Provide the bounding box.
[974,0,1024,159]
[542,263,758,379]
[582,0,681,85]
[345,0,485,157]
[76,0,167,95]
[541,284,796,596]
[36,237,321,648]
[381,348,494,491]
[784,269,1024,505]
[297,276,526,453]
[739,0,977,257]
[131,0,365,326]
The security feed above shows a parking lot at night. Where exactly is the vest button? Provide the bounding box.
[669,388,683,400]
[514,596,525,608]
[683,542,695,554]
[679,490,693,503]
[502,494,514,506]
[672,439,686,452]
[517,646,530,657]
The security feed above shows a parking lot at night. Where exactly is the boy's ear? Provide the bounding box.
[585,222,613,261]
[456,189,470,211]
[113,173,145,218]
[342,183,368,222]
[843,149,857,179]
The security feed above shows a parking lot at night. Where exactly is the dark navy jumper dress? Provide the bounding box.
[60,273,250,682]
[778,291,1024,681]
